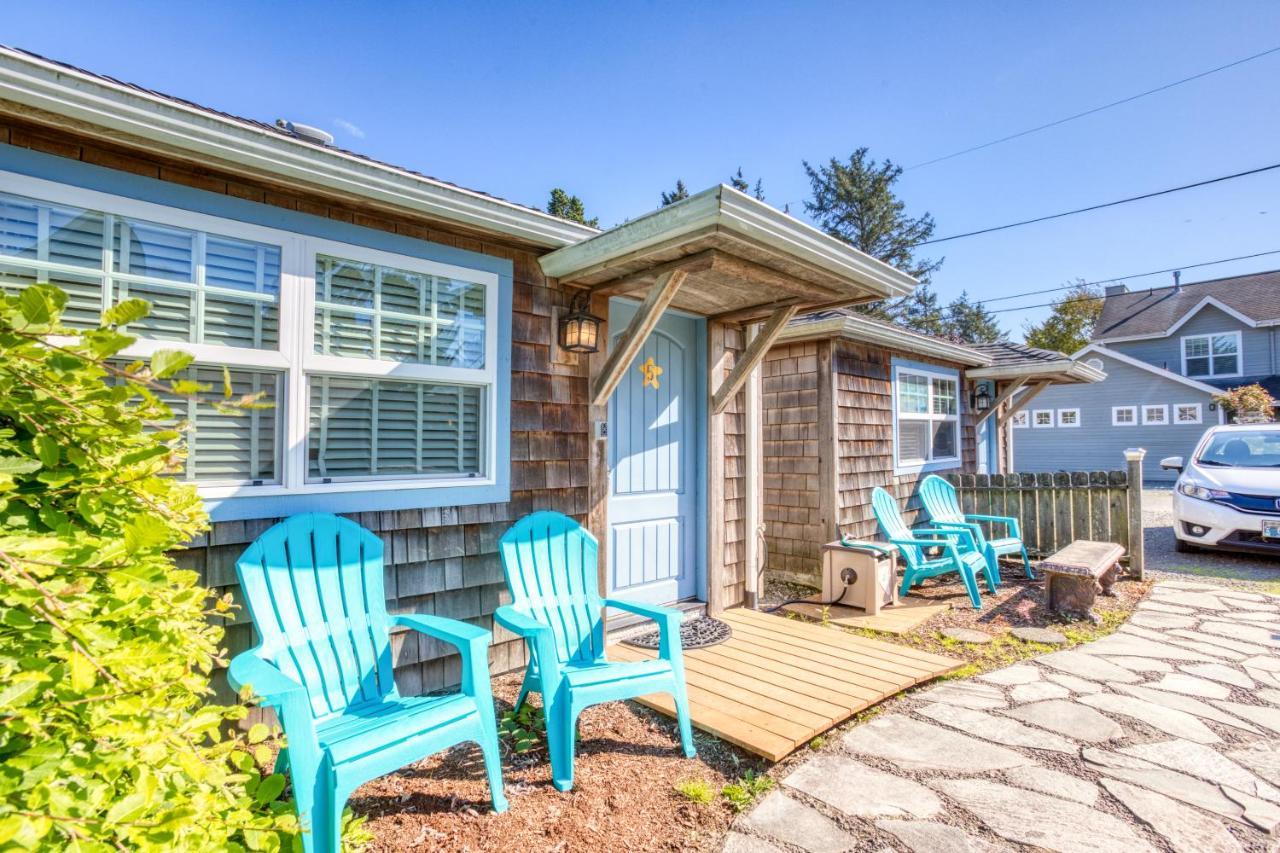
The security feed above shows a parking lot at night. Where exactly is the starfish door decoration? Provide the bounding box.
[639,356,663,390]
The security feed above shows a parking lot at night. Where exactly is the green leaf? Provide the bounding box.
[33,435,58,468]
[254,773,286,805]
[222,365,234,398]
[68,650,96,692]
[0,456,41,476]
[18,286,65,324]
[150,349,195,379]
[247,723,270,745]
[105,792,148,825]
[101,298,151,327]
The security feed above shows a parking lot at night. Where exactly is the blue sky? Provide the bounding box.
[6,1,1280,337]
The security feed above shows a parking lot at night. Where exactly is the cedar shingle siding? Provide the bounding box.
[763,337,977,585]
[2,118,591,697]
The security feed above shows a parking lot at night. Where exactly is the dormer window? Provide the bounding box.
[1181,332,1241,378]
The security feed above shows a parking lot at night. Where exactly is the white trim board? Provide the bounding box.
[1069,343,1225,396]
[0,47,598,249]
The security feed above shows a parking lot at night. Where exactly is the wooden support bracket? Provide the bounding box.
[710,304,800,414]
[998,380,1051,428]
[975,377,1027,426]
[589,269,687,407]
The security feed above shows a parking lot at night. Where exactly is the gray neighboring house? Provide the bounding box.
[1013,270,1280,481]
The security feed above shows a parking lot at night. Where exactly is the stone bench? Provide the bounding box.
[1040,540,1125,623]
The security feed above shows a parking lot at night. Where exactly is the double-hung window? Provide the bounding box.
[0,174,502,512]
[893,364,960,470]
[1182,332,1241,378]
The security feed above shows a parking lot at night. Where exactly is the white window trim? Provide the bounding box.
[1,170,501,501]
[892,363,961,473]
[1112,405,1138,426]
[1031,409,1054,428]
[1142,404,1169,426]
[1180,330,1242,379]
[1056,408,1081,428]
[1174,402,1203,425]
[1011,410,1029,429]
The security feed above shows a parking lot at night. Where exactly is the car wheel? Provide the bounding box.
[1174,536,1198,554]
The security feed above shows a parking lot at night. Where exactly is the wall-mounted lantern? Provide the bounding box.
[557,291,602,354]
[971,381,993,413]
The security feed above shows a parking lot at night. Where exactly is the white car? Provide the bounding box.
[1161,423,1280,557]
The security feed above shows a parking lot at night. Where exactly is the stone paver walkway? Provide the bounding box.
[725,580,1280,852]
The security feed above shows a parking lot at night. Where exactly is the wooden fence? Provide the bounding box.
[944,453,1145,577]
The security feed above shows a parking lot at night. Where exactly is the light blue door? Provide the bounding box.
[607,300,702,605]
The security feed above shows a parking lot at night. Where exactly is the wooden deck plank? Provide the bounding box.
[724,618,938,684]
[606,606,962,761]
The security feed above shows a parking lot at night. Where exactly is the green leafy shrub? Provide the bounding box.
[498,703,546,754]
[0,285,367,850]
[721,770,774,812]
[673,778,715,805]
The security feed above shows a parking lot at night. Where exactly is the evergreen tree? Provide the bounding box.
[944,290,1005,343]
[728,168,766,200]
[661,180,690,206]
[1022,281,1104,353]
[891,285,948,336]
[545,188,598,227]
[802,148,942,284]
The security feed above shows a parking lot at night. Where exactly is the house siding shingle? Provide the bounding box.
[2,118,592,698]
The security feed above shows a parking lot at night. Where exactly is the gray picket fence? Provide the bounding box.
[944,468,1144,577]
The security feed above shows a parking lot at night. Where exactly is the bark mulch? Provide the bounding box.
[354,672,758,852]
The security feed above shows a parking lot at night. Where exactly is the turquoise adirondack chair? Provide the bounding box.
[870,487,995,609]
[228,514,507,853]
[496,510,695,792]
[919,474,1032,583]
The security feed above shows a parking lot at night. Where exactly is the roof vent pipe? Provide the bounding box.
[1173,270,1182,291]
[275,119,335,147]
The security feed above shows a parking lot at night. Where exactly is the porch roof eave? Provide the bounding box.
[537,184,918,321]
[775,313,994,367]
[966,359,1107,384]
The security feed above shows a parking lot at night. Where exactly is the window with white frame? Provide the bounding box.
[1032,409,1053,428]
[1182,332,1241,378]
[1011,410,1029,429]
[1112,405,1137,426]
[1057,408,1080,428]
[893,365,960,467]
[1142,404,1168,425]
[0,179,499,499]
[1174,403,1203,425]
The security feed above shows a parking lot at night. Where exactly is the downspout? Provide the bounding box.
[743,322,763,610]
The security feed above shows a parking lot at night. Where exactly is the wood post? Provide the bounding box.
[1124,448,1146,579]
[743,322,762,610]
[711,304,799,414]
[590,269,686,407]
[998,380,1051,428]
[706,321,730,616]
[585,293,611,624]
[976,377,1027,427]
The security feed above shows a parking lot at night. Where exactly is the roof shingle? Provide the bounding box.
[1093,269,1280,340]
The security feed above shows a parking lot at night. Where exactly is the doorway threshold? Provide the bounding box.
[606,598,706,640]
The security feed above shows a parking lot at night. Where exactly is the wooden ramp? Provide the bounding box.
[781,597,949,635]
[610,607,963,761]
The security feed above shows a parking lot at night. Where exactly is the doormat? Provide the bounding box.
[622,616,732,650]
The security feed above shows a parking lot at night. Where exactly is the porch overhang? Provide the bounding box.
[967,358,1106,385]
[776,312,994,367]
[538,184,917,323]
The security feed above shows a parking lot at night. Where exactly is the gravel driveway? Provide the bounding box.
[1143,488,1279,592]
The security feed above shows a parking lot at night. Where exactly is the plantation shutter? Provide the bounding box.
[308,376,482,481]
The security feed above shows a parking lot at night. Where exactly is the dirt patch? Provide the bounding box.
[354,672,759,852]
[765,562,1151,674]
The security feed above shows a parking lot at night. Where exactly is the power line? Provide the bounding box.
[972,249,1280,306]
[916,161,1280,246]
[906,45,1280,170]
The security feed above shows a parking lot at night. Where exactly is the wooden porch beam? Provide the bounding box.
[997,380,1051,428]
[708,297,805,325]
[587,252,714,297]
[975,377,1027,426]
[710,304,800,414]
[589,269,687,407]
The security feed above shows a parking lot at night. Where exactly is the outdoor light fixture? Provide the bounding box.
[972,382,993,413]
[558,291,602,354]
